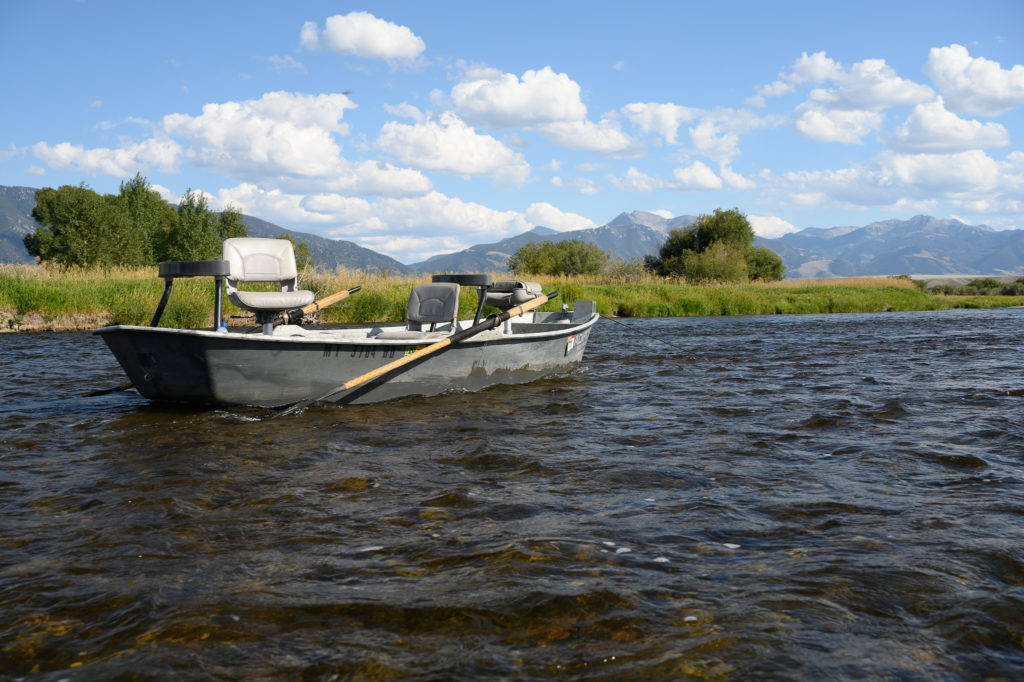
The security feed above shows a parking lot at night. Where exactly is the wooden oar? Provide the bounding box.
[273,290,559,418]
[275,285,362,326]
[83,285,363,398]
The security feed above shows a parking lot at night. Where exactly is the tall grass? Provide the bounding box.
[2,264,1022,331]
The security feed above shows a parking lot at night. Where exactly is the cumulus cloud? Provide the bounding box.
[451,66,587,129]
[537,118,638,155]
[806,58,933,111]
[749,215,800,238]
[671,162,723,190]
[610,162,722,192]
[301,11,425,62]
[889,97,1010,152]
[162,91,356,181]
[783,149,1020,211]
[32,138,181,177]
[622,101,701,144]
[524,202,596,231]
[795,108,883,144]
[375,112,530,185]
[924,44,1024,116]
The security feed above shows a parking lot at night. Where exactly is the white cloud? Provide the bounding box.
[302,12,425,62]
[32,138,181,177]
[26,165,45,176]
[161,91,357,182]
[383,102,424,122]
[795,108,883,144]
[375,112,530,185]
[749,215,800,238]
[299,21,319,50]
[268,55,307,73]
[719,165,756,190]
[889,97,1010,152]
[622,102,701,144]
[924,44,1024,116]
[783,149,1020,210]
[689,118,741,162]
[671,161,723,190]
[570,177,599,195]
[649,209,673,219]
[611,167,663,193]
[451,66,587,128]
[806,58,933,111]
[537,118,638,154]
[524,202,596,231]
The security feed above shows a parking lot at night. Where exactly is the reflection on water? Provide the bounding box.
[1,308,1023,678]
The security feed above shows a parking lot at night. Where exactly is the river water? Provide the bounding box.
[1,308,1022,679]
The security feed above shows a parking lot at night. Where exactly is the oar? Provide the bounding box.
[275,285,362,326]
[272,290,559,418]
[83,285,363,398]
[81,381,134,397]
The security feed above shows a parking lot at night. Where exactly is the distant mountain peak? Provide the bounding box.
[530,225,559,236]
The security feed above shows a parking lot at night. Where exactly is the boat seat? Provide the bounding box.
[484,280,542,310]
[223,238,315,334]
[376,282,460,340]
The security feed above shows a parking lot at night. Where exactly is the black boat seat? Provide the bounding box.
[376,282,460,340]
[223,237,315,334]
[484,280,542,310]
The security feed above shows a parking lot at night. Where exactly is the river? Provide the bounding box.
[1,308,1022,679]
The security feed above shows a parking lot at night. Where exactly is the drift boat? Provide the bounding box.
[93,238,598,409]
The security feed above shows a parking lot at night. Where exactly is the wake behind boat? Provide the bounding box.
[93,238,598,409]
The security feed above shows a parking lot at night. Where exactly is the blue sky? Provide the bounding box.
[2,1,1022,264]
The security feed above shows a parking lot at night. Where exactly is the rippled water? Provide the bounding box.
[2,308,1023,679]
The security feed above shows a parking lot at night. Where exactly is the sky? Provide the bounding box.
[2,1,1023,264]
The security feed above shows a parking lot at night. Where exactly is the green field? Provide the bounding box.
[1,264,1021,332]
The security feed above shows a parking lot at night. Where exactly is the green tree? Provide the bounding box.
[26,184,107,266]
[276,234,313,270]
[110,173,178,266]
[744,245,786,281]
[508,239,609,276]
[646,207,784,282]
[159,189,220,261]
[217,204,248,241]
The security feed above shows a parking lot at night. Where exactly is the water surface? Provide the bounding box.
[1,308,1023,679]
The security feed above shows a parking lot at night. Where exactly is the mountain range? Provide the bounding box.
[2,184,1021,277]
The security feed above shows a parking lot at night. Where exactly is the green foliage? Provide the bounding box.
[26,184,108,266]
[744,246,786,281]
[509,239,609,276]
[933,276,1024,296]
[160,189,221,261]
[25,176,247,268]
[646,207,785,283]
[217,204,248,241]
[276,234,313,270]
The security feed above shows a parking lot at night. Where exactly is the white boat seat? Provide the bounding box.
[484,280,542,310]
[376,282,460,340]
[223,237,315,334]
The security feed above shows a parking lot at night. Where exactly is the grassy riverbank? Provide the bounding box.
[1,264,1022,332]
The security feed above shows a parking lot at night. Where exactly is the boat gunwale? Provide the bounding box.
[92,311,599,346]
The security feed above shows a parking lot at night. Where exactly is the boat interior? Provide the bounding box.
[146,238,596,343]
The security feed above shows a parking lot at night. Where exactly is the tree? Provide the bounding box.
[508,239,609,276]
[110,173,178,266]
[217,204,248,241]
[159,189,220,261]
[26,184,107,266]
[645,207,784,282]
[276,234,313,270]
[744,245,786,281]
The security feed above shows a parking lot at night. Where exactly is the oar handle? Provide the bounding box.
[277,285,361,326]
